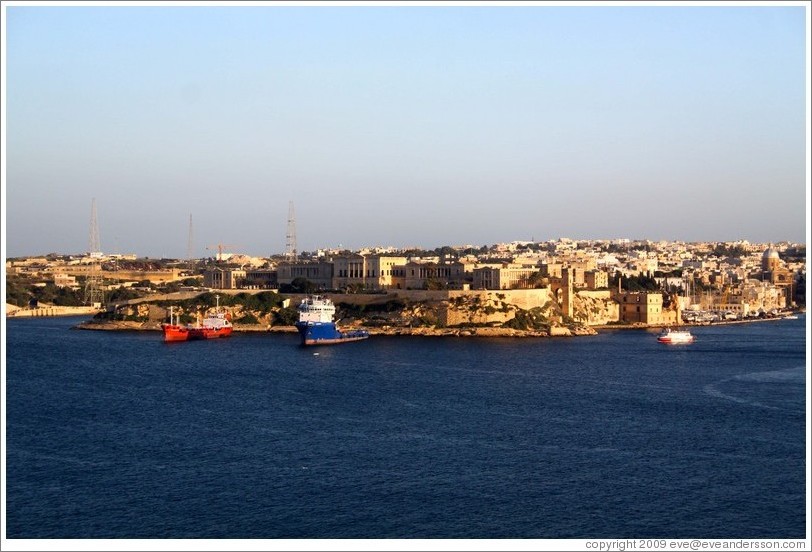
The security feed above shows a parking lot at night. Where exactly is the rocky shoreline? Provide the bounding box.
[74,313,802,338]
[74,319,598,338]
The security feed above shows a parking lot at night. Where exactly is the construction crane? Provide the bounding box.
[206,243,240,262]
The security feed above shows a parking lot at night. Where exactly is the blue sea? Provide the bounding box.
[4,316,807,539]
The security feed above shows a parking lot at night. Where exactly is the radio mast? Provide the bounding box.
[187,213,195,273]
[83,198,104,307]
[286,201,297,262]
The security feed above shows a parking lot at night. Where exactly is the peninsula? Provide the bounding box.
[7,238,805,337]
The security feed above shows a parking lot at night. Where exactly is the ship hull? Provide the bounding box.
[295,321,369,346]
[188,326,233,340]
[162,324,232,342]
[657,331,694,344]
[162,324,190,342]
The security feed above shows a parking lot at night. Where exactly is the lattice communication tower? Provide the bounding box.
[286,201,298,262]
[83,198,104,307]
[187,213,195,273]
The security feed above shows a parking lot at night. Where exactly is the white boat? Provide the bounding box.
[657,327,694,344]
[783,315,799,320]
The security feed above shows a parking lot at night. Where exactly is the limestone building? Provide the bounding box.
[204,267,246,289]
[277,261,333,289]
[614,291,678,325]
[332,255,408,290]
[472,264,541,290]
[391,261,467,290]
[759,246,795,306]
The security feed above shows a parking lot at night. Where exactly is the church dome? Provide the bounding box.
[761,246,781,272]
[762,247,780,260]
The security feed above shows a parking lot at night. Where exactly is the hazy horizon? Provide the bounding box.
[5,232,808,261]
[4,3,809,258]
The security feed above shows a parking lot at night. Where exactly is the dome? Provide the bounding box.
[762,247,780,260]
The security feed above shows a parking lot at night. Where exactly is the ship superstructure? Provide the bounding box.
[295,296,369,346]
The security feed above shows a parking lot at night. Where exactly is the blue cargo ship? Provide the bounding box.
[294,296,370,346]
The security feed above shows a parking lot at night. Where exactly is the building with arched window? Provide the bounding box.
[759,247,795,305]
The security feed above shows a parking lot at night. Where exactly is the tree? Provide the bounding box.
[273,307,299,326]
[280,277,316,294]
[425,279,447,290]
[710,243,748,259]
[611,272,660,292]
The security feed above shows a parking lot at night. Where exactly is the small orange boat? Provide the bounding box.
[161,298,233,342]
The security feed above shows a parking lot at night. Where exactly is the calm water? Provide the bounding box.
[5,316,807,538]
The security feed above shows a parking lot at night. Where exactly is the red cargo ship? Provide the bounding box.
[161,297,233,342]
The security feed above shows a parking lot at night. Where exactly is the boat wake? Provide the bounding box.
[702,383,779,410]
[703,366,805,411]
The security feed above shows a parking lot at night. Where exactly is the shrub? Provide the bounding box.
[236,313,260,324]
[273,307,299,326]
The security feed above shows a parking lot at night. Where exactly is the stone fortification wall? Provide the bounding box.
[441,289,554,326]
[326,289,554,328]
[447,289,551,310]
[6,304,101,317]
[573,290,620,325]
[332,289,551,307]
[57,268,183,283]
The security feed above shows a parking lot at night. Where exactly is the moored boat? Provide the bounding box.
[657,327,694,344]
[295,295,369,346]
[187,310,233,340]
[161,307,191,342]
[161,296,233,342]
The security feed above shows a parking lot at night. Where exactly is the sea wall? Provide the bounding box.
[6,304,102,318]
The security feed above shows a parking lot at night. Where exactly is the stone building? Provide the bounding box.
[471,264,540,290]
[243,269,279,289]
[391,261,467,290]
[584,270,609,290]
[614,291,678,325]
[277,261,333,289]
[203,267,246,289]
[760,247,795,304]
[332,255,408,290]
[53,273,79,289]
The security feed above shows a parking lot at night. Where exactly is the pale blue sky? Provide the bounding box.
[4,3,808,258]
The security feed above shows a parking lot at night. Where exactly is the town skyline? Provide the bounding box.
[3,3,809,258]
[6,234,807,262]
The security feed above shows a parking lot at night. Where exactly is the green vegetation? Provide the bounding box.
[279,277,318,294]
[92,310,148,323]
[163,291,284,313]
[235,313,260,324]
[710,243,748,258]
[783,246,806,263]
[503,307,550,331]
[523,271,547,289]
[5,277,84,307]
[336,298,408,316]
[106,288,144,303]
[425,279,447,290]
[610,272,660,292]
[273,307,299,326]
